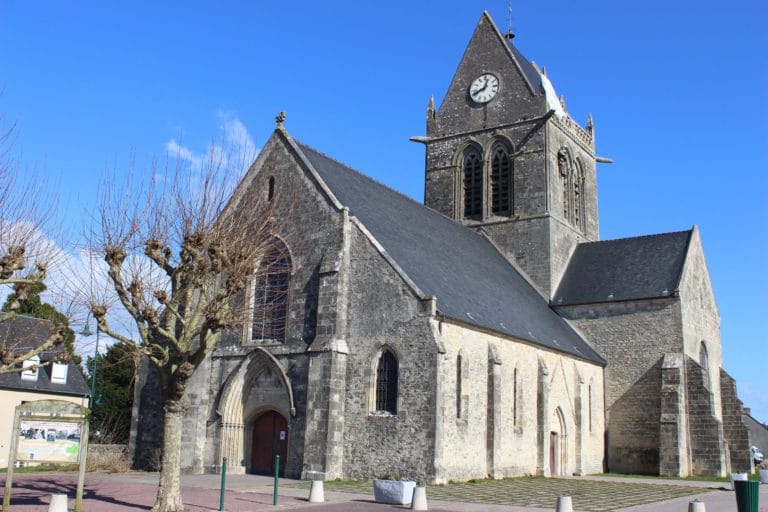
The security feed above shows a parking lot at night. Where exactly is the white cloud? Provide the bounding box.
[164,110,258,176]
[165,139,204,170]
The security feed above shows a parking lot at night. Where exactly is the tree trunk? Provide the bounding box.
[151,404,186,512]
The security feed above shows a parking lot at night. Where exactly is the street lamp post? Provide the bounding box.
[79,314,100,410]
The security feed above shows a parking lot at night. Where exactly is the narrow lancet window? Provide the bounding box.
[699,342,710,389]
[513,367,518,426]
[456,354,463,419]
[463,148,483,219]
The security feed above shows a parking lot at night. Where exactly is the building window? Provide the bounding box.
[456,354,463,419]
[588,381,593,433]
[699,341,709,389]
[463,147,483,219]
[375,350,398,414]
[268,176,275,201]
[251,241,291,343]
[513,367,518,426]
[572,159,585,231]
[491,145,512,215]
[558,148,571,220]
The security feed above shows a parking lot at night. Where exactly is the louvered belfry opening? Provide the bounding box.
[252,243,291,343]
[375,350,398,414]
[491,146,511,215]
[463,148,483,219]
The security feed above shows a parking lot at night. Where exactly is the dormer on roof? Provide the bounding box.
[21,355,40,382]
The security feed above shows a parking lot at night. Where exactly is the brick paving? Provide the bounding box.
[289,476,709,512]
[2,471,758,512]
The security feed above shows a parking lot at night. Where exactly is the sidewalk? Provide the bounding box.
[0,472,765,511]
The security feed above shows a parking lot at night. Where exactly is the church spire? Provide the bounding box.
[426,96,436,135]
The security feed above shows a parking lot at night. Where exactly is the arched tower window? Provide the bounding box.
[463,147,483,219]
[572,159,585,231]
[699,342,710,389]
[491,144,512,215]
[251,240,291,343]
[375,350,398,414]
[558,148,571,221]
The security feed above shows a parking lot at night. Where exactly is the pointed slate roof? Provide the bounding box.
[553,230,693,306]
[294,140,605,364]
[478,11,543,95]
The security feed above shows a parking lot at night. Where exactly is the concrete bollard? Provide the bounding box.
[555,495,573,512]
[48,494,68,512]
[411,486,428,510]
[688,498,706,512]
[308,480,325,503]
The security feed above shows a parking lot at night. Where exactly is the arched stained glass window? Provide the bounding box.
[375,350,398,414]
[463,148,483,219]
[251,242,291,343]
[491,145,512,215]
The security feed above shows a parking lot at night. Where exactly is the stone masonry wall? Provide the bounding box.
[660,354,688,476]
[678,228,723,421]
[721,369,753,472]
[557,298,683,474]
[340,225,439,482]
[685,356,726,476]
[436,320,604,481]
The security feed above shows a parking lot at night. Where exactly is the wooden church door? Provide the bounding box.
[251,411,287,476]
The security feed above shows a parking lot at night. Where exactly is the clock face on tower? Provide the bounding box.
[469,73,499,104]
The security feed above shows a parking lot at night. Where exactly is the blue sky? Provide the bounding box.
[1,2,767,421]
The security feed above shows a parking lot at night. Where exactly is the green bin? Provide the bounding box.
[734,479,759,512]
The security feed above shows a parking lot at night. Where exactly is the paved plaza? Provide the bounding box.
[0,472,765,511]
[293,476,708,511]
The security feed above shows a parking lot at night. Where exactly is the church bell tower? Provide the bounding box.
[418,12,599,298]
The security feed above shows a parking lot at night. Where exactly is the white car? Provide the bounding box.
[752,446,764,465]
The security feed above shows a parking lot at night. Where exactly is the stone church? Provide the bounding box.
[129,12,751,482]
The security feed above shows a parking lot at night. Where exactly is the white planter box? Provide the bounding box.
[730,472,748,490]
[760,469,768,484]
[373,479,416,505]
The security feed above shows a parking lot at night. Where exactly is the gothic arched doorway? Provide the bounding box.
[250,410,288,476]
[217,348,295,474]
[550,407,567,476]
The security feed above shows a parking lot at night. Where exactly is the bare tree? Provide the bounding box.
[0,113,67,373]
[88,143,284,512]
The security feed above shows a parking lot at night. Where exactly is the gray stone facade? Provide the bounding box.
[130,11,748,482]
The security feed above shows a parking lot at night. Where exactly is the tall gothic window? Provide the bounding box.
[375,350,398,414]
[251,242,291,343]
[572,159,585,231]
[463,147,483,219]
[491,145,512,215]
[558,148,571,221]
